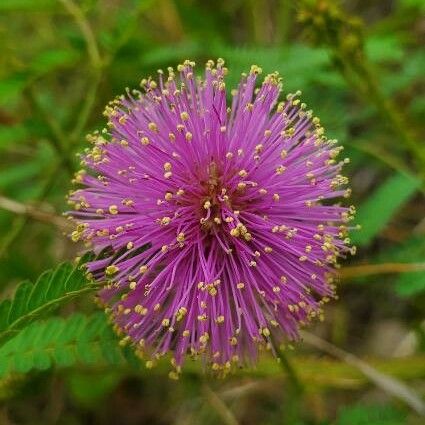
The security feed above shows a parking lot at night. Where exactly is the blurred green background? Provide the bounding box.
[0,0,424,424]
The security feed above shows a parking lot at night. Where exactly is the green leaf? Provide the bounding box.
[396,270,425,297]
[0,313,125,379]
[377,236,425,297]
[352,172,420,246]
[0,74,28,107]
[66,370,122,408]
[0,124,30,151]
[30,49,81,76]
[336,404,406,425]
[0,254,97,345]
[366,35,404,63]
[0,0,58,12]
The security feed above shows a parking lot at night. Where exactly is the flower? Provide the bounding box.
[68,59,355,376]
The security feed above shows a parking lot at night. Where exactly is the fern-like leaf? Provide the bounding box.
[0,313,125,378]
[0,254,98,344]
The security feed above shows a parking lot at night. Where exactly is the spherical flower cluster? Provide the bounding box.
[68,59,354,376]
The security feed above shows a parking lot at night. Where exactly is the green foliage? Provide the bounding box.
[66,370,123,408]
[0,312,124,379]
[352,172,420,246]
[0,123,29,151]
[0,254,97,344]
[378,236,425,296]
[0,0,58,12]
[336,404,406,425]
[0,0,424,422]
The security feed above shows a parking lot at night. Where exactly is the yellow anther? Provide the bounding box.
[141,137,150,145]
[230,228,240,237]
[273,286,281,293]
[250,65,262,75]
[122,198,134,207]
[164,171,172,179]
[127,242,134,250]
[162,318,170,327]
[259,188,267,195]
[276,165,286,175]
[215,315,225,324]
[161,217,171,225]
[139,265,148,274]
[262,327,271,337]
[255,144,263,153]
[105,265,119,275]
[203,200,211,209]
[237,282,245,289]
[129,281,137,290]
[168,371,179,380]
[135,305,148,315]
[169,132,176,142]
[226,152,233,159]
[264,246,273,253]
[164,192,173,201]
[148,122,158,132]
[244,233,252,241]
[185,132,192,142]
[199,333,209,344]
[164,162,172,171]
[177,232,185,243]
[176,307,187,321]
[182,330,190,337]
[264,129,271,138]
[109,205,118,215]
[238,169,248,178]
[180,111,189,121]
[280,149,288,159]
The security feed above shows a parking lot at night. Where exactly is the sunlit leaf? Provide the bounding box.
[352,172,420,246]
[337,404,406,425]
[0,254,97,345]
[0,312,124,379]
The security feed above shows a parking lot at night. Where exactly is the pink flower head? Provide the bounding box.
[68,59,354,376]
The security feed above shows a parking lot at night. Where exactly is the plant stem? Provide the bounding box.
[274,340,304,423]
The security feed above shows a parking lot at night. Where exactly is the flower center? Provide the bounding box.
[198,161,232,232]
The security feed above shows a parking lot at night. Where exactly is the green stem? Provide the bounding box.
[59,0,102,70]
[274,342,304,423]
[26,88,74,174]
[70,70,102,143]
[276,347,304,396]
